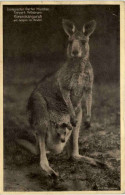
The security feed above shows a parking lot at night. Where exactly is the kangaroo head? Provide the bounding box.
[62,19,96,59]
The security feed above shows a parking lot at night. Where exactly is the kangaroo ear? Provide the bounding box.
[83,20,96,36]
[62,19,76,37]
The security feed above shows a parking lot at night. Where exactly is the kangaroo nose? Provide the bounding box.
[72,50,78,56]
[61,138,65,143]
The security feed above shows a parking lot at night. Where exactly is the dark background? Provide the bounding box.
[3,5,120,83]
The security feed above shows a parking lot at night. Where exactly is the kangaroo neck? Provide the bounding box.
[67,57,88,71]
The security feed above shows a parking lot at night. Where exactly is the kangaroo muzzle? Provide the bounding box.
[71,40,82,57]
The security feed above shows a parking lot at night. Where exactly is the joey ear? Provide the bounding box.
[83,20,96,36]
[66,123,72,130]
[62,19,76,37]
[61,123,72,130]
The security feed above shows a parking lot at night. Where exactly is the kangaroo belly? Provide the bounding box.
[70,67,93,107]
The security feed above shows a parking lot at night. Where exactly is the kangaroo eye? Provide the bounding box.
[81,40,86,45]
[55,124,59,128]
[57,132,60,137]
[68,40,73,44]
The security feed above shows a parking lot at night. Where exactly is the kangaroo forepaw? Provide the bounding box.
[70,117,77,127]
[84,121,91,129]
[84,116,91,129]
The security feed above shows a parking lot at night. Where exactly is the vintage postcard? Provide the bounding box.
[0,1,125,193]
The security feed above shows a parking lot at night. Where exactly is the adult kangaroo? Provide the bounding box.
[27,19,96,177]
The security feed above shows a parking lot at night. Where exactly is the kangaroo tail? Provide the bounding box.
[16,139,39,155]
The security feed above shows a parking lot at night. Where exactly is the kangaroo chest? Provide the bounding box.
[70,64,92,106]
[71,72,84,95]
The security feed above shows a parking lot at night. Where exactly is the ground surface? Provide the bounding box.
[4,71,120,191]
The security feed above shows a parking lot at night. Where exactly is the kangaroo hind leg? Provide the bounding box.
[30,92,58,177]
[38,132,59,178]
[66,107,82,158]
[66,107,102,167]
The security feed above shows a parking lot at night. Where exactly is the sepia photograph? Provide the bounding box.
[1,1,124,192]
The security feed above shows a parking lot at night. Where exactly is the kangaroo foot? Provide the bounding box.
[40,163,59,178]
[70,154,106,168]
